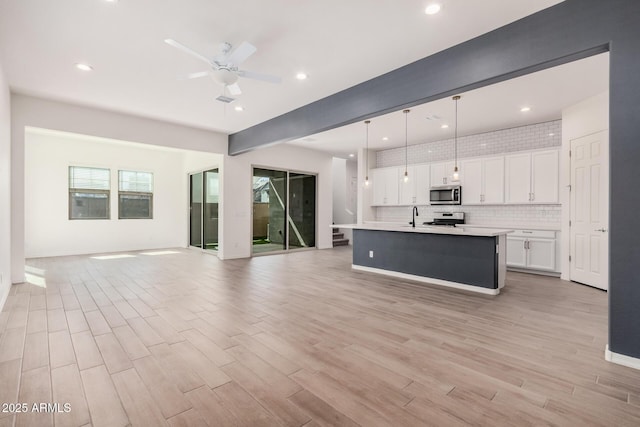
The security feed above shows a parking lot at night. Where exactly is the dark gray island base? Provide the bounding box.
[341,224,510,295]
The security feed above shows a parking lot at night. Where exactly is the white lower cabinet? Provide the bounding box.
[506,230,557,272]
[506,237,527,268]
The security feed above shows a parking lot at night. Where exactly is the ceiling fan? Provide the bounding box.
[164,38,281,97]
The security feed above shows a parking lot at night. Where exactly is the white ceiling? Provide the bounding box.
[0,0,564,137]
[289,53,609,158]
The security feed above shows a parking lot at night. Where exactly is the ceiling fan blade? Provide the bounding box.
[237,69,282,84]
[227,82,242,96]
[164,39,211,65]
[178,71,210,80]
[227,41,257,65]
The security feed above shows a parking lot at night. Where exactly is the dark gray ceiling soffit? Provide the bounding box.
[229,0,617,156]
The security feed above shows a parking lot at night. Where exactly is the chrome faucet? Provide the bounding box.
[410,206,419,228]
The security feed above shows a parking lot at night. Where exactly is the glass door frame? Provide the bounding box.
[188,167,219,254]
[251,165,318,257]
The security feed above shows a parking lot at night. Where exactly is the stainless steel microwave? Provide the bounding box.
[430,185,462,205]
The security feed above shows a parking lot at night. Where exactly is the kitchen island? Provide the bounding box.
[336,223,512,295]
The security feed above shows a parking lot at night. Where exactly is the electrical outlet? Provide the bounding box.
[369,250,374,258]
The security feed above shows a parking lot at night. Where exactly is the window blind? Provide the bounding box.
[69,167,110,190]
[119,170,153,193]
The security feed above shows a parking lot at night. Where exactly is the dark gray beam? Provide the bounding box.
[231,0,640,362]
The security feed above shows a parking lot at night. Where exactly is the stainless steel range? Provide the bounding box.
[423,212,465,227]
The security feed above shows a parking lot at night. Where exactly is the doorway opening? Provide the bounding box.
[252,167,316,255]
[189,168,219,252]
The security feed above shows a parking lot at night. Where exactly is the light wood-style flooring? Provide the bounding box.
[1,247,640,426]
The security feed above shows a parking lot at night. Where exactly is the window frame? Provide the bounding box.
[118,170,154,220]
[68,166,111,220]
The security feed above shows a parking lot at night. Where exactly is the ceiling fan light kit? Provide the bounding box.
[165,38,281,103]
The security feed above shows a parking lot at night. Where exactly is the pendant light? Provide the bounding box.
[364,120,371,186]
[403,109,410,183]
[452,95,461,181]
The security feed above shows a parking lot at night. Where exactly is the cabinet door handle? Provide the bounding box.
[531,192,535,201]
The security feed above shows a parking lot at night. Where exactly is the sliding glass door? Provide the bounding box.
[252,168,316,255]
[189,169,219,251]
[288,172,316,250]
[190,173,203,248]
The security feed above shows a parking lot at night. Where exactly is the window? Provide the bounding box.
[69,166,110,219]
[119,170,153,219]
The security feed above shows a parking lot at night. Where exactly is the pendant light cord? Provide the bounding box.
[454,96,458,168]
[403,109,410,175]
[365,120,370,182]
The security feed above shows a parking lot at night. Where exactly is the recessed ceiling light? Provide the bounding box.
[549,132,555,137]
[349,153,355,157]
[425,4,441,15]
[104,0,118,3]
[234,106,244,112]
[296,72,308,80]
[441,124,449,129]
[382,137,389,141]
[480,143,487,147]
[520,106,531,112]
[75,63,93,71]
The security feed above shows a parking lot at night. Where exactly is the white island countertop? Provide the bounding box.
[334,222,513,237]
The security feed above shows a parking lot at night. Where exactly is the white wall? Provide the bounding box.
[331,158,357,243]
[0,62,11,311]
[219,144,333,259]
[560,91,609,280]
[11,95,227,282]
[24,128,212,257]
[357,147,377,223]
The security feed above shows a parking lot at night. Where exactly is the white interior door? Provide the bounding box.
[570,131,609,290]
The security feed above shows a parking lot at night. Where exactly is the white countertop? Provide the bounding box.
[461,223,561,231]
[334,222,513,237]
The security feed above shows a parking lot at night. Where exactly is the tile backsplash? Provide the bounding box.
[376,120,561,167]
[376,205,562,228]
[374,120,562,227]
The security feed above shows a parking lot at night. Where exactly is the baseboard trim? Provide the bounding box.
[352,265,499,295]
[605,345,640,370]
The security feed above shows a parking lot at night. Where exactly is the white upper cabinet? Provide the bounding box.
[460,158,483,204]
[505,152,532,204]
[371,167,399,206]
[414,164,430,205]
[483,156,505,204]
[371,148,558,208]
[460,156,504,205]
[399,164,430,205]
[531,150,559,203]
[430,161,456,186]
[505,149,558,204]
